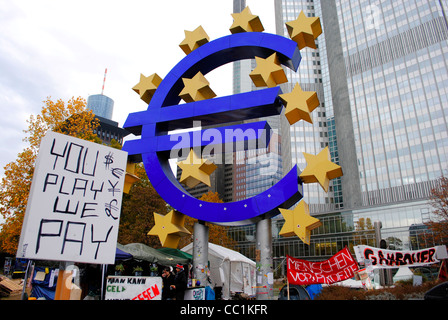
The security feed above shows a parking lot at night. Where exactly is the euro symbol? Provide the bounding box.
[123,32,304,225]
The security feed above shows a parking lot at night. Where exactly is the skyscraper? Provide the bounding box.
[180,0,290,203]
[232,0,292,204]
[87,94,114,120]
[87,93,129,145]
[230,0,448,262]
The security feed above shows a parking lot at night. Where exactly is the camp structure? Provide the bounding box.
[182,243,256,299]
[393,266,414,283]
[117,243,191,266]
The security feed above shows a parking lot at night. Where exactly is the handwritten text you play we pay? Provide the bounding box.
[22,134,127,264]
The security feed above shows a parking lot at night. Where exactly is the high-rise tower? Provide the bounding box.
[230,0,448,262]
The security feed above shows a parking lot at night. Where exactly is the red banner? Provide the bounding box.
[287,248,358,285]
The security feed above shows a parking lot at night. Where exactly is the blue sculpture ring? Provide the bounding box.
[123,32,303,226]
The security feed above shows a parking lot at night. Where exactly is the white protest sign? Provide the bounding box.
[105,276,162,300]
[354,245,447,269]
[17,131,127,264]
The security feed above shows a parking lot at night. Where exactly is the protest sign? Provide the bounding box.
[105,276,162,300]
[17,131,127,264]
[354,245,447,269]
[287,247,358,285]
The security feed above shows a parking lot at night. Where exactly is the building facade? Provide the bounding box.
[87,94,129,145]
[228,0,448,267]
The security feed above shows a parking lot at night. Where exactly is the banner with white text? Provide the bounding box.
[287,247,358,285]
[354,245,447,269]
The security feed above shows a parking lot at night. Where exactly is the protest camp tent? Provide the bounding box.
[182,242,256,299]
[157,247,193,261]
[115,247,133,261]
[393,266,414,283]
[117,243,190,266]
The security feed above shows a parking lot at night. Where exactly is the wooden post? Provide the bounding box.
[54,262,73,300]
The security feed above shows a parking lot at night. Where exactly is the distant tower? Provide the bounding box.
[86,68,129,145]
[87,69,114,120]
[87,94,114,120]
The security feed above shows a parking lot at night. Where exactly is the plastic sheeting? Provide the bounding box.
[182,243,256,299]
[30,267,57,300]
[117,243,190,266]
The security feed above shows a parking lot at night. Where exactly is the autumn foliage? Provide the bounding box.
[0,97,99,254]
[117,163,167,247]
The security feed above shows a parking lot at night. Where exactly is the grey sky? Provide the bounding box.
[0,0,275,179]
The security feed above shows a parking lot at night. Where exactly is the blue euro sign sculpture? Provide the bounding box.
[123,32,303,225]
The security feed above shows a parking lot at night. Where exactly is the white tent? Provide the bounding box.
[182,243,256,299]
[393,267,414,283]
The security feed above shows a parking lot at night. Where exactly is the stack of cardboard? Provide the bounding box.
[0,276,22,297]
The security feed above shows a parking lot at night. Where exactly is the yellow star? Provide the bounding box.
[123,161,139,194]
[285,11,322,49]
[230,6,264,33]
[279,201,322,245]
[279,83,319,125]
[249,53,288,88]
[177,149,217,188]
[179,71,216,103]
[148,210,191,248]
[132,73,162,104]
[179,26,210,55]
[299,147,343,192]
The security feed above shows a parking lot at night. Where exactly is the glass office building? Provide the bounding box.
[87,93,129,145]
[87,94,114,120]
[228,0,448,265]
[224,0,292,205]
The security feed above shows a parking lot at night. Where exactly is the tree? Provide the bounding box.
[351,217,375,248]
[426,175,448,245]
[178,191,237,249]
[117,163,168,247]
[0,97,99,254]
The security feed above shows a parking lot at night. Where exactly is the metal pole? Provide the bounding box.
[101,264,106,300]
[255,218,274,300]
[20,260,32,300]
[374,221,385,286]
[193,221,209,287]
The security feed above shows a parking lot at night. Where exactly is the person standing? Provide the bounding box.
[161,267,175,300]
[172,264,187,300]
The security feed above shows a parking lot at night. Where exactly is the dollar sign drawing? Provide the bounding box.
[123,32,304,225]
[104,152,114,170]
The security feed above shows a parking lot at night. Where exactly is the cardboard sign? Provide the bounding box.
[17,131,127,264]
[354,245,447,269]
[287,247,358,285]
[105,276,162,300]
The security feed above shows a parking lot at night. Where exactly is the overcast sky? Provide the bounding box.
[0,0,276,179]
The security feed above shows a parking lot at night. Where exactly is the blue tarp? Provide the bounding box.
[30,267,57,300]
[305,284,322,300]
[116,247,133,261]
[205,286,215,300]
